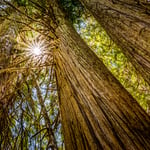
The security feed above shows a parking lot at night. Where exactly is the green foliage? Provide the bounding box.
[74,15,150,110]
[59,0,84,23]
[13,0,28,6]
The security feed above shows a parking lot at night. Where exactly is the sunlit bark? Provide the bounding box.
[54,20,150,149]
[45,1,150,149]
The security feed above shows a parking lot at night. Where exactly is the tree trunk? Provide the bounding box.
[34,79,58,150]
[79,0,150,85]
[31,0,150,149]
[53,21,150,149]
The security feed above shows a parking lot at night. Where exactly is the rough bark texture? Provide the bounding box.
[54,21,150,150]
[0,20,17,104]
[80,0,150,85]
[44,0,150,149]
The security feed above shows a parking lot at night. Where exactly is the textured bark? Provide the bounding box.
[43,0,150,149]
[53,21,150,149]
[79,0,150,85]
[0,20,18,104]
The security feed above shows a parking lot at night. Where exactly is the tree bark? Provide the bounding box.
[79,0,150,85]
[53,20,150,149]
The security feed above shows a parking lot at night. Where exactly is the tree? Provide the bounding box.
[1,0,150,149]
[34,77,58,150]
[46,0,150,149]
[79,0,150,85]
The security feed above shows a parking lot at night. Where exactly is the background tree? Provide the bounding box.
[79,0,150,85]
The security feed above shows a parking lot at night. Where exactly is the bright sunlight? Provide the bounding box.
[33,45,41,55]
[27,40,43,56]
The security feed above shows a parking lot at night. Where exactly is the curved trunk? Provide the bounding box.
[79,0,150,85]
[53,21,150,149]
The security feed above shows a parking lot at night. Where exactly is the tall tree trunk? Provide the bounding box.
[45,1,150,149]
[53,17,150,150]
[34,79,58,150]
[79,0,150,85]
